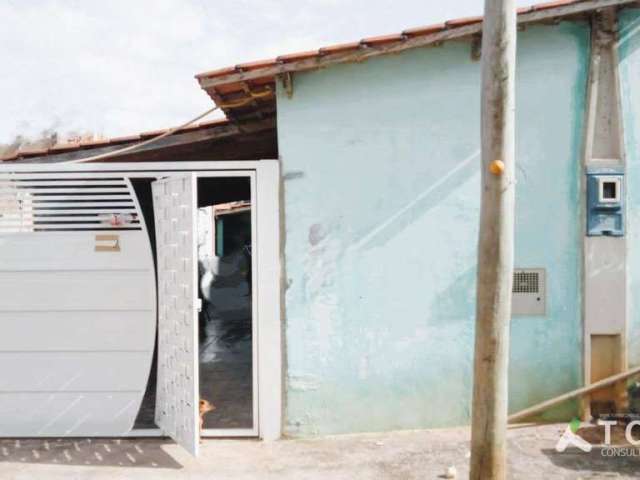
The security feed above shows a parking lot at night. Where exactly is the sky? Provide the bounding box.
[0,0,535,144]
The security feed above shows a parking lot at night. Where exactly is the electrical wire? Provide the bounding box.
[62,89,273,165]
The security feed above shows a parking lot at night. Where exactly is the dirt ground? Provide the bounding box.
[0,423,639,479]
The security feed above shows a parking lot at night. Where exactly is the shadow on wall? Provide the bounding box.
[431,265,476,324]
[349,149,479,252]
[618,11,640,63]
[0,438,182,469]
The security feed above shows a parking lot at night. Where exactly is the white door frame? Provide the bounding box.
[0,160,282,441]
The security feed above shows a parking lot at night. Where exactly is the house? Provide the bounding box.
[0,0,639,451]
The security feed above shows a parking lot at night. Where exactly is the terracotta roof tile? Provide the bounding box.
[138,128,167,139]
[108,134,140,145]
[17,147,48,156]
[319,41,361,55]
[0,118,241,162]
[49,142,81,152]
[445,16,483,28]
[402,23,446,37]
[79,138,110,147]
[360,33,406,46]
[196,0,593,89]
[236,58,278,71]
[533,0,578,10]
[194,66,237,80]
[277,50,320,62]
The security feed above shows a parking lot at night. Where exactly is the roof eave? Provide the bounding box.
[196,0,637,91]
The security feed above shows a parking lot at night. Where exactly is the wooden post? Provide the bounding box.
[470,1,517,479]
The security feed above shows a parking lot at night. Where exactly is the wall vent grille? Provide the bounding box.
[513,271,539,294]
[0,175,141,233]
[512,268,546,316]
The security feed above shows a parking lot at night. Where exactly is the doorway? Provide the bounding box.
[196,175,257,435]
[150,173,259,454]
[133,175,257,433]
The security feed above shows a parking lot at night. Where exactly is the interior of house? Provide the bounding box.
[132,176,254,432]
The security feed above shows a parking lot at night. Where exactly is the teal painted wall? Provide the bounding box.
[619,8,640,369]
[277,22,589,436]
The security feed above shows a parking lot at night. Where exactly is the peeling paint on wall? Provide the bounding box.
[278,21,589,436]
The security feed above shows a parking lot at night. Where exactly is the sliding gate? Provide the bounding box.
[0,161,282,452]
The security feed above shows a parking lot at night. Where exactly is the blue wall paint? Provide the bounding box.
[277,22,589,435]
[619,8,640,369]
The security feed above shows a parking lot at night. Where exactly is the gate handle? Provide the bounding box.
[95,234,120,252]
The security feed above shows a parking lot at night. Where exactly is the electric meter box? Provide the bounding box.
[586,166,624,236]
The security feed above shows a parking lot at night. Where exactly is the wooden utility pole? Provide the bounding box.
[470,0,517,479]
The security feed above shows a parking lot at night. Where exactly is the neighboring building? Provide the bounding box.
[1,0,639,441]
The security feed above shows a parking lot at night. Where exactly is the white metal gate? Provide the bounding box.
[0,160,282,443]
[152,174,200,456]
[0,172,157,436]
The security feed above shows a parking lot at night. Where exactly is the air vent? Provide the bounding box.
[513,271,539,294]
[512,268,545,316]
[0,175,142,233]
